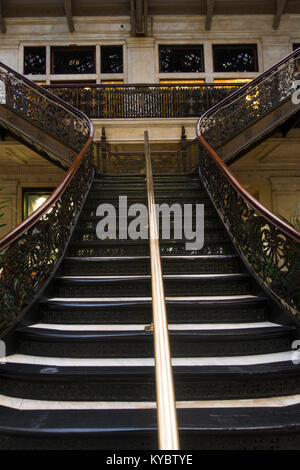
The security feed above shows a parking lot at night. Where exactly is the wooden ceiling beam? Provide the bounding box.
[64,0,74,33]
[205,0,215,31]
[273,0,287,30]
[130,0,148,36]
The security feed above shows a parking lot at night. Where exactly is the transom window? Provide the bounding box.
[24,46,46,75]
[51,46,96,74]
[101,46,123,74]
[213,44,258,73]
[159,45,204,73]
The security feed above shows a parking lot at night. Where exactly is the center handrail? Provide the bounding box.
[144,130,180,450]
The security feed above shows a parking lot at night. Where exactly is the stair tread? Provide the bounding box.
[64,254,238,261]
[3,393,300,411]
[16,323,293,341]
[56,273,248,280]
[1,404,300,436]
[1,351,297,368]
[27,321,279,331]
[43,294,267,305]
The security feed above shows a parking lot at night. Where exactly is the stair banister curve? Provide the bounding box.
[0,62,94,335]
[196,48,300,319]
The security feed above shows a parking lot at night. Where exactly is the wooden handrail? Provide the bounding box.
[144,130,180,450]
[198,135,300,243]
[196,47,300,135]
[196,47,300,244]
[0,62,94,122]
[0,63,94,252]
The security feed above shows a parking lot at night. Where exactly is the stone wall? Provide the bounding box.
[0,14,298,84]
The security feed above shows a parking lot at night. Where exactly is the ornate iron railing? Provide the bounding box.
[0,65,90,156]
[198,49,300,150]
[45,83,241,119]
[196,48,300,319]
[0,63,94,335]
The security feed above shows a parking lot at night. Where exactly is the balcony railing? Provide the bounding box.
[44,83,242,119]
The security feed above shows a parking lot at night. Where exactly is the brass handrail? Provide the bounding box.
[144,130,180,450]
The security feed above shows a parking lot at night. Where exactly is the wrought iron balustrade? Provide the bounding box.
[0,63,94,335]
[45,83,241,119]
[0,65,90,155]
[198,49,300,150]
[196,48,300,319]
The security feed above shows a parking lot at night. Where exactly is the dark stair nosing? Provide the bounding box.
[63,254,239,261]
[0,359,300,380]
[1,404,300,436]
[16,324,295,342]
[55,273,249,282]
[41,294,267,308]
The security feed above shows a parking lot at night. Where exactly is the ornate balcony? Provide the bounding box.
[45,83,242,119]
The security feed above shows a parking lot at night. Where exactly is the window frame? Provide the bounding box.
[159,44,205,74]
[50,45,97,75]
[100,45,124,74]
[212,44,259,73]
[23,46,47,76]
[21,43,125,84]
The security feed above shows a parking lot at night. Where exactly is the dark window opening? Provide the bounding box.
[101,46,123,74]
[51,46,96,74]
[23,188,54,219]
[24,47,46,75]
[159,45,204,73]
[213,44,258,72]
[293,44,300,50]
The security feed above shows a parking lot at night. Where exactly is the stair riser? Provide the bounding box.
[67,243,234,257]
[39,303,267,324]
[1,372,300,402]
[78,216,223,232]
[92,182,202,189]
[60,258,241,276]
[72,230,228,244]
[2,430,300,450]
[80,205,217,218]
[83,197,210,207]
[53,278,251,297]
[16,333,293,358]
[179,432,300,451]
[0,434,157,450]
[87,192,207,201]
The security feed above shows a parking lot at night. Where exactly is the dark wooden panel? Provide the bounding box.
[2,0,300,18]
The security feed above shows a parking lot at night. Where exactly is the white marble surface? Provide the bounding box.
[48,295,259,302]
[59,274,244,280]
[1,393,300,411]
[3,351,294,367]
[29,322,281,331]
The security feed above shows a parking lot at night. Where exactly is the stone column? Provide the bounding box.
[125,37,156,83]
[261,36,291,70]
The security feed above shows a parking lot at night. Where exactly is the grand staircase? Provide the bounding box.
[0,49,300,449]
[0,172,299,450]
